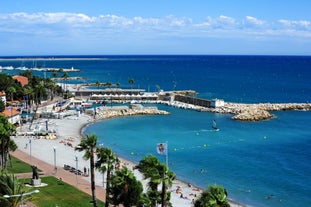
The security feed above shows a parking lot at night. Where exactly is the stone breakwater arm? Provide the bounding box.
[206,103,311,121]
[95,107,169,120]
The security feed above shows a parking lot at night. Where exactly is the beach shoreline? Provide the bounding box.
[12,104,245,207]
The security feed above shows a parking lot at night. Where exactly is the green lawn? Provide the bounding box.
[26,176,105,207]
[7,156,33,174]
[8,157,104,206]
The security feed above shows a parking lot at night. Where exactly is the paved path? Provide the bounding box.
[12,149,106,206]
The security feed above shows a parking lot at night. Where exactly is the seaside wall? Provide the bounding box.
[174,95,212,108]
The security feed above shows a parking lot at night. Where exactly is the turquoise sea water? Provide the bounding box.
[1,55,311,207]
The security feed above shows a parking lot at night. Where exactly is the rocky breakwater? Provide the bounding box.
[95,106,169,120]
[215,102,311,121]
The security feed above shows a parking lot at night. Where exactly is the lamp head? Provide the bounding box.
[33,189,40,193]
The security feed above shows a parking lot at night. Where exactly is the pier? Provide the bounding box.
[0,66,81,72]
[67,84,311,121]
[46,67,80,72]
[52,76,86,81]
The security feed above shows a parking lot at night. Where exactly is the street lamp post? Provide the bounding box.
[53,146,57,172]
[75,155,78,186]
[3,189,39,207]
[29,139,32,163]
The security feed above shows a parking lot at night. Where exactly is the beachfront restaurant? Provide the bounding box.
[88,90,159,102]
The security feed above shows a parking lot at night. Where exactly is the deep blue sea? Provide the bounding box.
[1,55,311,207]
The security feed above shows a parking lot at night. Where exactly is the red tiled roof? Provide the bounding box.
[13,75,29,87]
[1,107,20,117]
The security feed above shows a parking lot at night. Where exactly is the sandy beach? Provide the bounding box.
[12,104,244,207]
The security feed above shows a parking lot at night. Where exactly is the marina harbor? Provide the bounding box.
[62,83,311,122]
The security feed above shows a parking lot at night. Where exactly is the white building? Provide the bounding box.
[0,91,6,105]
[210,99,225,108]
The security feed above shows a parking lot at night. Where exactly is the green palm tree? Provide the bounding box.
[95,80,101,90]
[23,85,33,110]
[61,72,69,92]
[6,87,16,102]
[52,71,58,79]
[44,78,56,101]
[110,167,143,207]
[135,155,175,207]
[128,78,134,89]
[95,147,119,207]
[75,133,98,207]
[0,114,17,172]
[34,83,46,105]
[194,184,230,207]
[104,82,112,88]
[160,164,175,207]
[135,155,161,207]
[0,173,25,207]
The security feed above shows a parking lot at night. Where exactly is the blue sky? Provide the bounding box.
[1,0,311,55]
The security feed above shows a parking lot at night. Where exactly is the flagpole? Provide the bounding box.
[166,141,168,168]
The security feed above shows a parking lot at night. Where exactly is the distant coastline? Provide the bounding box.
[1,54,311,60]
[0,57,106,61]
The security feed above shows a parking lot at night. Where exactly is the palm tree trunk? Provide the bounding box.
[124,183,130,207]
[1,140,5,169]
[161,180,167,207]
[90,153,98,207]
[105,168,111,207]
[150,183,158,207]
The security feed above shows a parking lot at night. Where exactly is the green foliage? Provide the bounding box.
[75,134,98,161]
[128,78,134,89]
[95,147,119,207]
[135,154,176,207]
[95,80,101,89]
[75,133,98,207]
[0,99,5,112]
[0,114,17,171]
[0,173,25,207]
[110,167,143,207]
[194,184,230,207]
[6,87,16,101]
[0,74,18,92]
[137,193,152,207]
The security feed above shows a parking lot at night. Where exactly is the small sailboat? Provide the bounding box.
[212,120,220,131]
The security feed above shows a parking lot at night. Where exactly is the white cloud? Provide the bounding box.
[246,16,265,25]
[98,14,133,26]
[278,19,310,29]
[0,12,310,48]
[218,15,236,25]
[1,12,95,25]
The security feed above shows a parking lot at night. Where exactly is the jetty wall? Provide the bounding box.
[173,95,212,108]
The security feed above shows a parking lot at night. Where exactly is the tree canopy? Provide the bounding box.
[194,184,230,207]
[0,114,17,172]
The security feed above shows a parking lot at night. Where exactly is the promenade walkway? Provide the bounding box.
[12,149,106,207]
